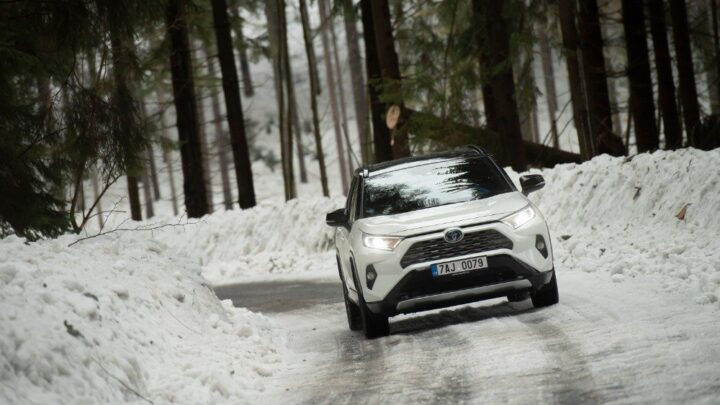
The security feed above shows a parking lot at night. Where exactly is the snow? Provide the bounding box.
[508,148,720,308]
[0,233,283,404]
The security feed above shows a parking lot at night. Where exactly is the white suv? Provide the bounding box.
[326,147,558,338]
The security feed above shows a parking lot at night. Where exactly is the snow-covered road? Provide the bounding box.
[217,271,720,404]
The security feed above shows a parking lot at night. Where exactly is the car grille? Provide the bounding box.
[400,229,513,268]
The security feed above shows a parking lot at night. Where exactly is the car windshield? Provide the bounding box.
[362,157,513,218]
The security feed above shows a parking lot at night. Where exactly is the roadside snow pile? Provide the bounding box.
[0,234,283,404]
[168,197,344,284]
[510,148,720,306]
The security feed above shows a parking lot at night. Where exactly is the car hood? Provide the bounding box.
[356,192,528,237]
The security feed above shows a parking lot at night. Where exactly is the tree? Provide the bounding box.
[299,0,330,196]
[577,0,626,156]
[648,0,682,149]
[473,0,526,171]
[538,26,559,148]
[166,0,209,217]
[370,0,411,158]
[326,0,358,172]
[207,55,234,209]
[342,0,371,164]
[191,45,214,213]
[360,0,393,163]
[277,0,297,200]
[229,5,254,97]
[669,0,701,145]
[318,0,350,194]
[621,0,658,152]
[210,0,257,208]
[558,0,593,159]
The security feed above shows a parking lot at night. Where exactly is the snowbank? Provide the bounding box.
[508,148,720,306]
[0,234,283,404]
[166,197,345,284]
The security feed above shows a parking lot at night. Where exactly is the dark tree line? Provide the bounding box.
[2,0,719,240]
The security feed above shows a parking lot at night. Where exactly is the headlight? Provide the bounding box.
[362,234,403,251]
[501,205,535,229]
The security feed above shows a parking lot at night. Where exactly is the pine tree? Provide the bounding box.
[648,0,682,149]
[370,0,410,158]
[473,0,527,171]
[558,0,593,159]
[210,0,257,208]
[342,0,371,164]
[299,0,330,197]
[621,0,658,152]
[207,55,234,209]
[166,0,209,217]
[318,0,350,194]
[669,0,701,145]
[360,0,393,163]
[577,0,626,156]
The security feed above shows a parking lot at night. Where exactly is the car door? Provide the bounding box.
[337,176,358,288]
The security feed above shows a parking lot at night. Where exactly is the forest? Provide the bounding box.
[2,0,719,240]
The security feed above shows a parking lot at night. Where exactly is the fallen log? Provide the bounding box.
[404,108,583,168]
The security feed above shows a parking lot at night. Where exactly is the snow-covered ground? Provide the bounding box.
[0,233,283,404]
[2,147,719,403]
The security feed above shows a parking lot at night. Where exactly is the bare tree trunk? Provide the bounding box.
[147,144,161,200]
[473,0,527,171]
[299,0,330,197]
[126,176,142,220]
[360,0,393,163]
[211,0,257,208]
[325,0,357,172]
[558,0,592,159]
[370,0,411,158]
[648,0,683,149]
[142,168,154,218]
[166,0,209,218]
[538,28,559,148]
[318,0,349,194]
[192,45,214,213]
[157,89,179,216]
[290,75,308,183]
[578,0,626,156]
[229,6,254,97]
[207,55,234,209]
[279,0,297,200]
[342,0,370,164]
[90,165,104,228]
[622,0,659,152]
[670,0,702,145]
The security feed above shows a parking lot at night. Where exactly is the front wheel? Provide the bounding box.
[531,271,559,308]
[343,284,362,331]
[359,294,389,339]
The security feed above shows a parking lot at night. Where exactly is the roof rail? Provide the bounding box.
[464,145,488,155]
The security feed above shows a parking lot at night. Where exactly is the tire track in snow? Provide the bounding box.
[519,313,606,404]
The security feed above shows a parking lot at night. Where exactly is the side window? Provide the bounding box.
[348,177,360,223]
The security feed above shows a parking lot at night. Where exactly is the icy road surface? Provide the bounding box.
[215,271,720,404]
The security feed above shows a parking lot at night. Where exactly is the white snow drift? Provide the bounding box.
[0,233,283,404]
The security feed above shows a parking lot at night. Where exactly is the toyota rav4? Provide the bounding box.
[326,147,558,338]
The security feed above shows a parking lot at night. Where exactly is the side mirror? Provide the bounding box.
[325,208,347,227]
[519,174,545,195]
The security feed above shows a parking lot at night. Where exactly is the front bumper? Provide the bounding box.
[352,212,554,309]
[366,255,553,316]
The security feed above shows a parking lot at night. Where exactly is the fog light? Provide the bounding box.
[536,235,548,258]
[366,265,377,289]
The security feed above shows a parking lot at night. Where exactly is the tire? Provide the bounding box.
[359,293,389,339]
[531,271,559,308]
[343,283,363,331]
[337,257,362,331]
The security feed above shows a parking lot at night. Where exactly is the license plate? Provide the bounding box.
[431,256,488,277]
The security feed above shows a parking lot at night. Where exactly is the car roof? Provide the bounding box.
[359,146,489,177]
